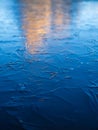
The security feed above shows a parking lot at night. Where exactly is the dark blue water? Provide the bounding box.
[0,0,98,129]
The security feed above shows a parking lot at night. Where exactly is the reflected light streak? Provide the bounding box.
[21,0,71,54]
[21,0,51,54]
[76,1,98,28]
[0,0,21,41]
[51,0,71,39]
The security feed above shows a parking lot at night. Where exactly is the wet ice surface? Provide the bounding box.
[0,0,98,129]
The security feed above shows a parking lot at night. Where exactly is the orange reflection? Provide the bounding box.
[54,0,70,27]
[21,0,71,54]
[51,0,71,38]
[21,0,51,54]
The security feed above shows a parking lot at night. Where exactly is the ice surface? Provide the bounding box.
[0,0,98,129]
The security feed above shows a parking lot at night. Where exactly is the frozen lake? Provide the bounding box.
[0,0,98,129]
